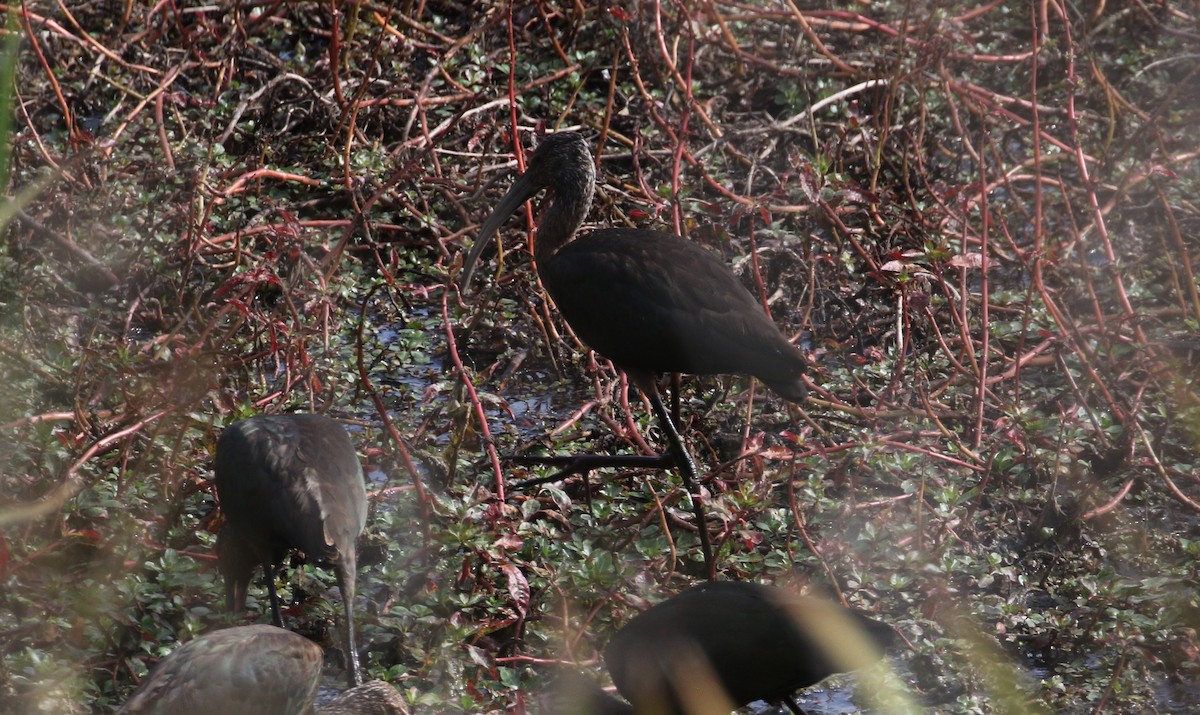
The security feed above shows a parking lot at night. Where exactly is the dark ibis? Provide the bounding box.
[116,625,406,715]
[459,132,809,578]
[216,414,368,687]
[602,581,896,714]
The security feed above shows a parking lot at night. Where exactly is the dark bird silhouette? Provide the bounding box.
[459,132,809,578]
[600,581,897,715]
[216,414,368,687]
[116,625,406,715]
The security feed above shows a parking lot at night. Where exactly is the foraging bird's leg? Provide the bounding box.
[504,371,717,577]
[336,564,363,686]
[263,558,285,628]
[640,380,717,581]
[783,695,812,715]
[670,373,682,428]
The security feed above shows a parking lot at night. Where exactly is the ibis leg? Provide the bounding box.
[263,559,285,627]
[336,563,363,686]
[226,574,248,617]
[644,388,717,581]
[670,372,682,427]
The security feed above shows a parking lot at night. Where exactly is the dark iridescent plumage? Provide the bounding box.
[460,132,807,401]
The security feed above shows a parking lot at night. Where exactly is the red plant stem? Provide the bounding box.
[443,290,505,503]
[154,92,175,172]
[786,475,841,602]
[354,285,429,509]
[1057,1,1145,349]
[0,410,169,529]
[19,4,75,144]
[328,0,346,108]
[1024,7,1045,415]
[973,131,991,449]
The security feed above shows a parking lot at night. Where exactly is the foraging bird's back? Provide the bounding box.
[604,581,896,711]
[215,413,368,686]
[216,414,366,596]
[318,679,409,715]
[116,625,407,715]
[116,625,322,715]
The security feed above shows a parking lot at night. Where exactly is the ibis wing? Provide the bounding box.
[543,230,806,384]
[215,415,366,565]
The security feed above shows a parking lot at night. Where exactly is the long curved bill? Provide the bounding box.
[458,170,541,291]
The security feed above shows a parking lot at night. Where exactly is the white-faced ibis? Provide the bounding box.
[216,414,368,686]
[459,132,809,578]
[116,625,406,715]
[601,581,896,714]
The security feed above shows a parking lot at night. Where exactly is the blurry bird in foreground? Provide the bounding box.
[546,581,897,715]
[116,625,405,715]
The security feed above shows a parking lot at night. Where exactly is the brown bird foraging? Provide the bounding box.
[116,625,406,715]
[216,414,368,686]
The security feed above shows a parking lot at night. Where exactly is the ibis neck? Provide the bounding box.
[534,163,596,268]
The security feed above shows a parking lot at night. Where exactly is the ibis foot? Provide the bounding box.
[644,387,717,581]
